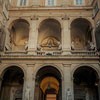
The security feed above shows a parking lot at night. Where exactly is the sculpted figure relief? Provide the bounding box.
[25,86,30,100]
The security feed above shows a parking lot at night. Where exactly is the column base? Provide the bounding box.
[27,48,37,55]
[62,49,71,55]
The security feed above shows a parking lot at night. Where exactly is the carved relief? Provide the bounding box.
[41,36,61,48]
[38,19,61,51]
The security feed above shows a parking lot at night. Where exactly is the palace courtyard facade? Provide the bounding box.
[0,0,100,100]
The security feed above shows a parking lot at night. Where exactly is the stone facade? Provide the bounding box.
[0,0,100,100]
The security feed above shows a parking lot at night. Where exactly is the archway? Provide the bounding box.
[0,66,24,100]
[6,19,29,51]
[71,18,94,50]
[38,18,62,51]
[73,66,99,100]
[34,66,62,100]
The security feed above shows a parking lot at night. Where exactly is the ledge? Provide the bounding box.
[8,6,93,11]
[0,53,99,60]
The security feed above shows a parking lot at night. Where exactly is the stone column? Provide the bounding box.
[28,17,38,55]
[63,64,73,100]
[62,16,71,55]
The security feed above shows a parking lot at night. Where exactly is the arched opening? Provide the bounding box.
[38,19,62,51]
[6,19,29,51]
[71,18,94,51]
[73,66,99,100]
[34,66,62,100]
[95,21,100,51]
[0,66,24,100]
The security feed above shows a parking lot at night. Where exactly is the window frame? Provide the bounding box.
[45,0,56,6]
[93,3,99,17]
[17,0,28,7]
[74,0,85,6]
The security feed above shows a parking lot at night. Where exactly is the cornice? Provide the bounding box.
[0,54,99,60]
[8,6,93,11]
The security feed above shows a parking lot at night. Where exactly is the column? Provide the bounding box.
[28,17,38,55]
[63,64,73,100]
[62,16,71,55]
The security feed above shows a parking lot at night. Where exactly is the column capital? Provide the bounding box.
[30,15,39,20]
[62,15,70,20]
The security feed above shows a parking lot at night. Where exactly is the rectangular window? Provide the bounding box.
[45,0,56,6]
[20,0,26,6]
[75,0,84,5]
[17,0,27,6]
[93,3,99,17]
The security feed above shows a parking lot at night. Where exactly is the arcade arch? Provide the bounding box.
[0,66,24,100]
[34,66,62,100]
[73,66,99,100]
[71,18,94,50]
[38,18,62,51]
[6,19,29,51]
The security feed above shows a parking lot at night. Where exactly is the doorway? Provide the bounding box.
[34,66,62,100]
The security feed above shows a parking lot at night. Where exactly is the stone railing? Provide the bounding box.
[37,51,62,56]
[4,51,28,55]
[2,50,98,57]
[71,50,97,56]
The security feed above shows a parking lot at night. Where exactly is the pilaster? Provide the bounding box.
[32,0,39,6]
[62,0,67,6]
[63,64,73,100]
[62,16,71,55]
[28,17,38,55]
[23,64,35,100]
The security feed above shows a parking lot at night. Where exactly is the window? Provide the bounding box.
[75,0,84,5]
[17,0,27,6]
[45,0,56,6]
[20,0,26,6]
[93,3,99,17]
